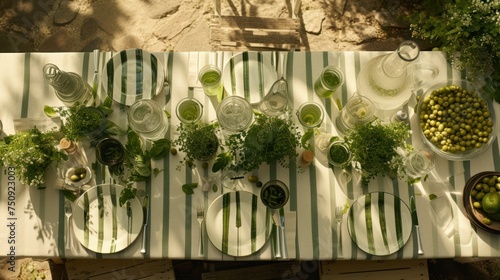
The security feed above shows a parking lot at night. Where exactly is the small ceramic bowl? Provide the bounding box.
[462,171,500,233]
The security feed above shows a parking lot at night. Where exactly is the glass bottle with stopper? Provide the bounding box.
[356,40,438,111]
[59,138,92,189]
[43,63,94,107]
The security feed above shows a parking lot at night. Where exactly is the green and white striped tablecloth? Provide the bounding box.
[0,51,499,260]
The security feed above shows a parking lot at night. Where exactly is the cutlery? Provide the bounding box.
[335,206,343,257]
[92,49,100,101]
[410,195,424,255]
[127,201,132,245]
[197,206,205,256]
[163,53,170,96]
[278,207,288,259]
[140,195,149,254]
[271,209,282,259]
[64,199,73,250]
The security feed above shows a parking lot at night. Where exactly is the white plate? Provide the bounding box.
[347,192,412,256]
[101,49,164,105]
[223,52,277,104]
[206,191,272,256]
[72,184,143,254]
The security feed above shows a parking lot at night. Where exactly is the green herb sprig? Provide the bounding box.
[216,114,302,173]
[174,122,220,168]
[344,119,411,187]
[44,103,125,145]
[0,127,67,188]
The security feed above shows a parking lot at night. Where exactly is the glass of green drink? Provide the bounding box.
[314,66,345,98]
[176,97,203,124]
[297,102,324,129]
[335,94,376,135]
[198,65,223,97]
[327,139,353,183]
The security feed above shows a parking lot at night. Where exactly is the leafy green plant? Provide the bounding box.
[0,127,67,188]
[214,114,302,173]
[174,122,220,167]
[344,119,411,187]
[44,102,125,145]
[117,131,171,205]
[410,0,500,102]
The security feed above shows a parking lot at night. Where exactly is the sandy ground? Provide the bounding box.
[0,0,426,52]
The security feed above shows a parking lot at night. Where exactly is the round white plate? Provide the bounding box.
[72,184,143,254]
[347,192,412,256]
[101,49,164,105]
[222,52,277,104]
[206,191,272,256]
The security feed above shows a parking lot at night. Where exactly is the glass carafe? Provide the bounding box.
[43,63,94,107]
[356,41,438,111]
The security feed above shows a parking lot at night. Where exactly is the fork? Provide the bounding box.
[335,206,343,258]
[64,200,73,250]
[197,207,205,256]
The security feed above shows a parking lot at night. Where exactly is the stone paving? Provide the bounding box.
[0,0,428,53]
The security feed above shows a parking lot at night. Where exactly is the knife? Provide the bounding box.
[410,195,424,255]
[127,201,132,245]
[271,209,282,259]
[140,195,149,254]
[92,49,100,102]
[278,207,288,259]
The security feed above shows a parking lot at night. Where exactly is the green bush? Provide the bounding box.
[410,0,500,102]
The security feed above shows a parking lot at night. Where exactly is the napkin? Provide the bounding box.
[187,54,201,88]
[285,211,297,259]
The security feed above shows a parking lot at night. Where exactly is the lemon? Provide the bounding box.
[481,192,500,213]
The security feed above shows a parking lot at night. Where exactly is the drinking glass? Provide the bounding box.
[216,96,253,133]
[405,150,435,179]
[128,99,169,140]
[221,170,244,191]
[260,180,290,209]
[335,94,376,135]
[327,139,353,183]
[297,102,324,129]
[176,97,203,124]
[198,65,223,97]
[95,138,125,167]
[314,66,345,98]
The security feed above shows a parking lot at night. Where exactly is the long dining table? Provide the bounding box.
[0,50,499,261]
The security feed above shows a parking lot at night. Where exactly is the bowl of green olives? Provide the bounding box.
[416,79,497,161]
[463,171,500,233]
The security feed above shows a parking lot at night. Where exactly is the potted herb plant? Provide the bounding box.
[0,127,67,189]
[214,113,302,173]
[174,122,220,167]
[343,119,411,187]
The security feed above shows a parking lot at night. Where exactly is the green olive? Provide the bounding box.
[70,174,80,182]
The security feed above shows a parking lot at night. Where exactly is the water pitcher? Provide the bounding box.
[43,63,94,107]
[356,41,438,111]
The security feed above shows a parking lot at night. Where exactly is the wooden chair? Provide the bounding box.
[210,0,303,51]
